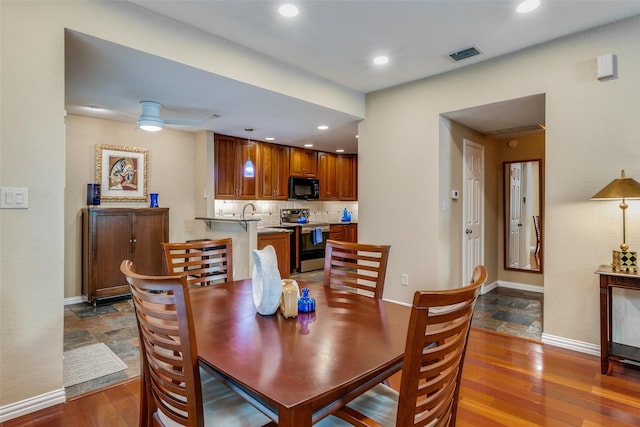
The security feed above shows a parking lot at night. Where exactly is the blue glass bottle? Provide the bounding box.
[298,288,315,313]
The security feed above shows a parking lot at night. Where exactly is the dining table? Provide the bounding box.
[189,279,411,427]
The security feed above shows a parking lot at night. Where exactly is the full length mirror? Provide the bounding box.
[504,159,542,273]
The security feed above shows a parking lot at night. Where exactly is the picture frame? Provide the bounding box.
[95,144,149,201]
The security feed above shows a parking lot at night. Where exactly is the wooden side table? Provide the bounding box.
[595,265,640,374]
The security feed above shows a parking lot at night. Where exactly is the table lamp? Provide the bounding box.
[591,170,640,272]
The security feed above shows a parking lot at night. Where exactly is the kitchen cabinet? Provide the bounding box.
[337,154,357,201]
[258,232,291,278]
[259,142,289,200]
[215,134,258,199]
[317,152,338,200]
[289,147,317,177]
[82,208,169,305]
[329,223,357,243]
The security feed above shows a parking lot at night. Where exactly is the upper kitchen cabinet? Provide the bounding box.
[215,134,258,200]
[337,154,357,201]
[259,142,289,200]
[289,147,318,178]
[317,151,338,200]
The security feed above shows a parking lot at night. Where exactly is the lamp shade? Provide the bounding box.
[591,170,640,200]
[244,158,255,177]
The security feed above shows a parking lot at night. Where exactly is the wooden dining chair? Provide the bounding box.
[333,265,488,427]
[162,238,233,287]
[323,240,391,299]
[533,215,541,262]
[120,260,274,427]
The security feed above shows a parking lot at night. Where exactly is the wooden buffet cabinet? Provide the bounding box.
[82,208,169,305]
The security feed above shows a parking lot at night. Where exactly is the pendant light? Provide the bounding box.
[244,128,255,178]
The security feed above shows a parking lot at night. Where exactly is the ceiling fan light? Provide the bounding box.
[138,117,165,132]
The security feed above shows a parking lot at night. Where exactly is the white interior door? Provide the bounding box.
[508,162,522,268]
[462,139,484,283]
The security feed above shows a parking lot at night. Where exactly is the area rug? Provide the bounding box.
[63,343,128,387]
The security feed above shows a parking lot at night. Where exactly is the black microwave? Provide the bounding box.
[288,177,319,200]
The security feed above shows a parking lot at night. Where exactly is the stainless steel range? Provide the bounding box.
[280,209,330,272]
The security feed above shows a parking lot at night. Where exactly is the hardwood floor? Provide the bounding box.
[5,328,640,426]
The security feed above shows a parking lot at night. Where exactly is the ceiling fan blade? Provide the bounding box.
[164,118,203,126]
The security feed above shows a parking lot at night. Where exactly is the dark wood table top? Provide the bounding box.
[189,279,410,426]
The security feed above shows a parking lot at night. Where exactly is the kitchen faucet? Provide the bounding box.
[241,202,256,220]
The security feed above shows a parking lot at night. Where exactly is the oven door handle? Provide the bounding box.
[301,227,330,234]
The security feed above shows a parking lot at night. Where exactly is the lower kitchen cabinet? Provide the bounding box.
[329,223,357,243]
[82,207,169,305]
[258,232,291,279]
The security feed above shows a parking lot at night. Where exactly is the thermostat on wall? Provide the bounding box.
[597,54,617,80]
[451,190,459,200]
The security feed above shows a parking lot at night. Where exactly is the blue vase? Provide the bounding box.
[298,288,315,313]
[150,193,159,208]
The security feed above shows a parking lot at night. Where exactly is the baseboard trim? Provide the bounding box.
[541,333,600,356]
[497,280,544,293]
[64,296,86,306]
[0,388,66,422]
[480,280,498,295]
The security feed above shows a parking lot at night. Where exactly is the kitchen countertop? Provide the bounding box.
[196,216,261,223]
[257,227,294,235]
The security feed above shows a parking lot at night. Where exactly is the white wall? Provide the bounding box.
[360,16,640,347]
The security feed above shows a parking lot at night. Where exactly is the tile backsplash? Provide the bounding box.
[213,199,358,226]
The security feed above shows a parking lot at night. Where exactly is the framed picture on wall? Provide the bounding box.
[95,144,149,201]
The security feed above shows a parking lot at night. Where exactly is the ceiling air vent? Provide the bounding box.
[449,46,481,62]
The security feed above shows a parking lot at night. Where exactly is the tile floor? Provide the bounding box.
[472,286,543,342]
[63,298,140,398]
[63,274,542,398]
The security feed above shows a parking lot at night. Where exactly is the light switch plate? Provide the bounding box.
[0,187,29,209]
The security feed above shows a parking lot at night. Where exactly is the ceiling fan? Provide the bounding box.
[137,101,202,132]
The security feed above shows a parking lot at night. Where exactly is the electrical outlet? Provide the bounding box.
[401,273,409,286]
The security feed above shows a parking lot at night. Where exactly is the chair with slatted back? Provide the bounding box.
[162,238,233,287]
[333,265,488,427]
[120,260,274,427]
[323,240,391,299]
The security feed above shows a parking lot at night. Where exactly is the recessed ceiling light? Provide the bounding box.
[265,137,275,141]
[304,143,314,148]
[336,149,345,153]
[279,4,299,17]
[373,56,389,65]
[516,0,540,13]
[317,125,329,130]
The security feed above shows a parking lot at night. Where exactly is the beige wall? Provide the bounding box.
[2,0,640,418]
[0,0,362,414]
[64,115,203,299]
[360,16,640,348]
